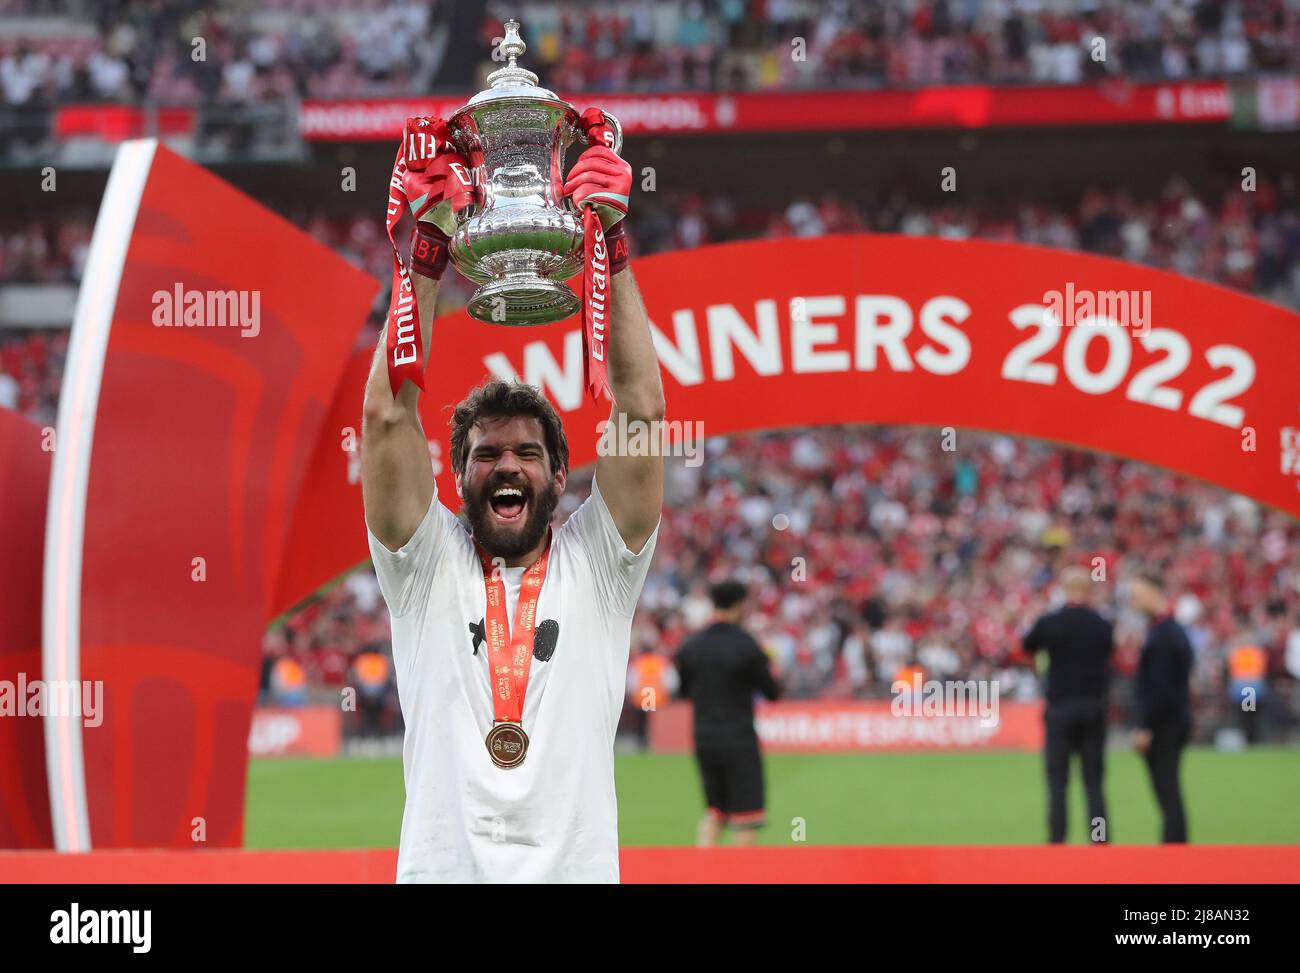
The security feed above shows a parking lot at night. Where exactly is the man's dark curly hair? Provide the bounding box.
[449,379,570,477]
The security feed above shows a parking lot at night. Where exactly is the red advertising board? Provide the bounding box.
[247,707,341,758]
[647,700,1044,753]
[299,81,1231,141]
[47,80,1247,150]
[54,105,197,141]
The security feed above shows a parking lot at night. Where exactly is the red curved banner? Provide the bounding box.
[46,143,378,849]
[275,233,1300,617]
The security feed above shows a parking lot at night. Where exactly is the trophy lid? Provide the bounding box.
[459,19,570,111]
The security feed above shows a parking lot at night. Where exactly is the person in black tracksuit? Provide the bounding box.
[1130,572,1194,843]
[1022,565,1114,844]
[674,580,780,846]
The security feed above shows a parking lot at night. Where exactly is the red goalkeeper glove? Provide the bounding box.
[563,144,630,230]
[401,116,477,280]
[565,108,631,276]
[564,106,631,231]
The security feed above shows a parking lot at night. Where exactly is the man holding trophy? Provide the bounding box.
[360,23,665,883]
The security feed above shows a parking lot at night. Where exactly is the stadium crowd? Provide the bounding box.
[246,427,1300,740]
[2,0,1298,108]
[5,170,1300,309]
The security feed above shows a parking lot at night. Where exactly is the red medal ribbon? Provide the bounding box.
[475,534,552,725]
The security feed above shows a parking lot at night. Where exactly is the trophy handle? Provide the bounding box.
[565,111,623,155]
[560,111,623,221]
[604,113,623,155]
[446,126,483,226]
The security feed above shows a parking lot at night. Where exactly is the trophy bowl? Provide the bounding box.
[447,20,621,326]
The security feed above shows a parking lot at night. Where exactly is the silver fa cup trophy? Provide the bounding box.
[447,20,622,326]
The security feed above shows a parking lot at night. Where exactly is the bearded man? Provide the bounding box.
[361,113,664,883]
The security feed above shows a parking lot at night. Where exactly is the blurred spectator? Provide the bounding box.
[1226,641,1268,742]
[624,645,680,750]
[0,369,18,410]
[269,654,308,707]
[349,649,394,737]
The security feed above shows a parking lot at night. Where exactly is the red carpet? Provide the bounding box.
[1,845,1295,883]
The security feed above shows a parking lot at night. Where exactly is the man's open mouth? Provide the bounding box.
[488,485,528,525]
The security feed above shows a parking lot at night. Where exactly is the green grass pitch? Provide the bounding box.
[243,748,1300,849]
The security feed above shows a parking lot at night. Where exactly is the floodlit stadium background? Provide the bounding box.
[2,0,1299,880]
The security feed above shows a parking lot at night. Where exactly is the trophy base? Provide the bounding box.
[467,275,581,327]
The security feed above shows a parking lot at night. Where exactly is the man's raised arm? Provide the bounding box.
[362,271,439,552]
[362,117,475,552]
[597,263,666,554]
[564,121,666,555]
[563,118,665,554]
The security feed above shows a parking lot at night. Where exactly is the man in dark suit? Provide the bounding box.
[1130,571,1194,843]
[1023,565,1114,843]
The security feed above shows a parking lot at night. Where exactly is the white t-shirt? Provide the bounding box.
[367,475,658,883]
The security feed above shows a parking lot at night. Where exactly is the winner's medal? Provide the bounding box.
[476,533,551,769]
[485,721,529,769]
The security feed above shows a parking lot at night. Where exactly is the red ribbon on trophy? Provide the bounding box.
[383,116,469,397]
[576,107,620,404]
